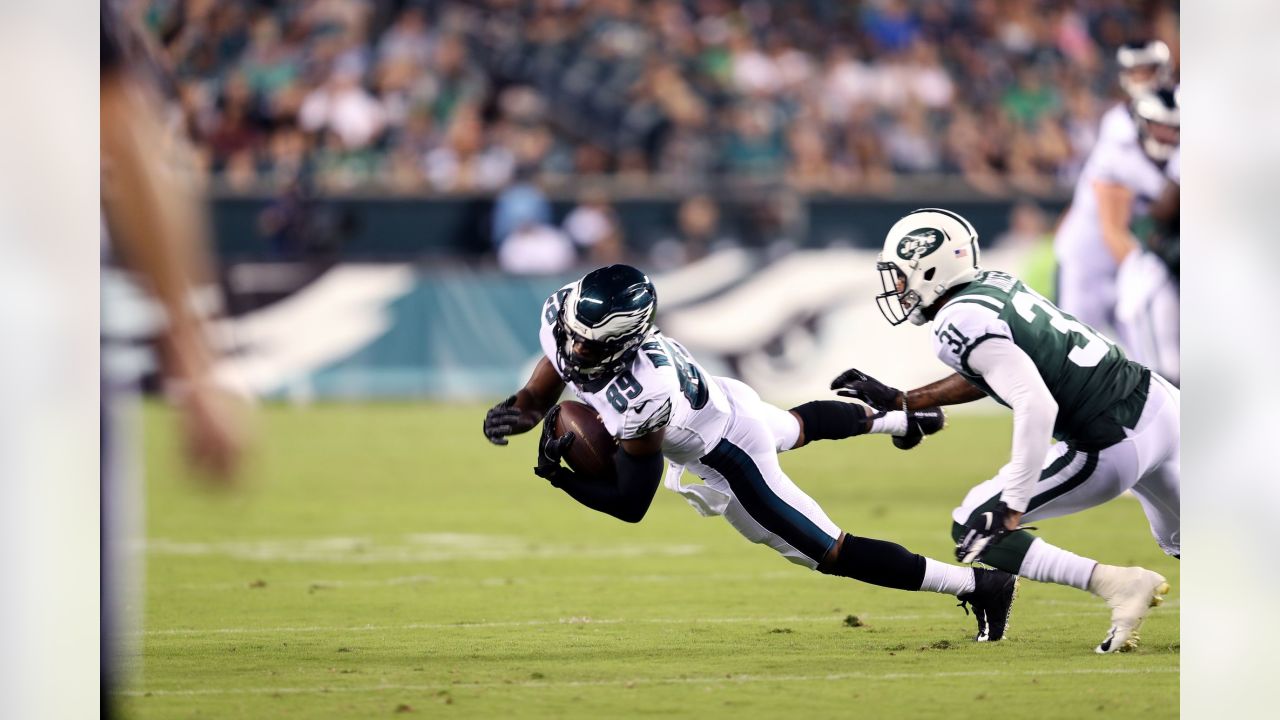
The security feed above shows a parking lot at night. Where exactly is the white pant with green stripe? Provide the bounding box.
[952,374,1180,557]
[664,377,843,570]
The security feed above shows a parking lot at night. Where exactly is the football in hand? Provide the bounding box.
[554,400,618,481]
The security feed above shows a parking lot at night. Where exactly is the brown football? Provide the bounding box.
[554,400,618,481]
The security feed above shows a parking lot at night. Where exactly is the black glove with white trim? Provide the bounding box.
[830,368,903,412]
[955,501,1035,564]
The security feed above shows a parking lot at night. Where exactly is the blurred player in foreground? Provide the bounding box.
[835,208,1177,653]
[101,3,248,716]
[485,264,1019,643]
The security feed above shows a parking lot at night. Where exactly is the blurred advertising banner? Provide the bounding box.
[104,245,1043,406]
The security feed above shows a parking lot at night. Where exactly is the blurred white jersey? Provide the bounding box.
[1097,103,1137,145]
[539,286,732,465]
[1053,116,1177,334]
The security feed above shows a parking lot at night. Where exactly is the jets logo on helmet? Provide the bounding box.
[896,228,947,261]
[876,208,981,327]
[554,264,658,387]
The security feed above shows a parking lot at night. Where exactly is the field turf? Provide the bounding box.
[122,402,1178,719]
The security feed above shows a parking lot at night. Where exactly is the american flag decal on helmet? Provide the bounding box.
[954,247,969,258]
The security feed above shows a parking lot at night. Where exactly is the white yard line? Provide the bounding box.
[144,535,704,564]
[172,570,807,591]
[143,607,1177,637]
[121,666,1179,698]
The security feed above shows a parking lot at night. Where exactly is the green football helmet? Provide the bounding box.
[554,265,658,386]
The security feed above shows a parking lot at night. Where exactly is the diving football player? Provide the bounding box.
[485,265,1017,641]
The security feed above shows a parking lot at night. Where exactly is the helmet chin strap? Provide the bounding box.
[908,308,929,326]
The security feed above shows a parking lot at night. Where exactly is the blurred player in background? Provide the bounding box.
[837,208,1177,653]
[485,264,1022,644]
[1114,88,1180,384]
[1052,40,1174,343]
[101,1,248,715]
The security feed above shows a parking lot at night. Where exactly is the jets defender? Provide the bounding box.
[484,265,1017,641]
[834,209,1178,653]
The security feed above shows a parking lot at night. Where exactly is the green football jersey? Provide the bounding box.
[930,270,1150,450]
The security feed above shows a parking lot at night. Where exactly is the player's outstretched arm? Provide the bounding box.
[484,357,566,445]
[535,415,665,524]
[102,64,248,482]
[832,368,986,411]
[901,373,988,410]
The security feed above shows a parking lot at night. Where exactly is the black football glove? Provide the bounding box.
[533,405,577,482]
[892,407,947,451]
[829,368,903,412]
[483,395,540,446]
[955,501,1036,564]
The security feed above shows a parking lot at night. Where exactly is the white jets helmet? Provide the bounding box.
[1133,86,1179,162]
[876,208,982,326]
[1116,40,1172,99]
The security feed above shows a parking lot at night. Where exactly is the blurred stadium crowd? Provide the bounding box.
[144,0,1177,197]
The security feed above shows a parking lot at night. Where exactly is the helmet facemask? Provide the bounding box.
[554,304,648,386]
[876,259,934,326]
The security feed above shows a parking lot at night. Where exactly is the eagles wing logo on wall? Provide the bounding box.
[895,228,947,260]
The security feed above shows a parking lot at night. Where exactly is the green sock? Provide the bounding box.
[951,521,1036,574]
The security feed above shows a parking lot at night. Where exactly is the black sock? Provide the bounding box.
[789,401,868,442]
[819,534,926,591]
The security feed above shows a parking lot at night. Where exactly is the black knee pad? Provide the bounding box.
[789,400,867,442]
[820,534,926,591]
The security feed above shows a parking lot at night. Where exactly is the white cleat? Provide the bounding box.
[1087,565,1169,654]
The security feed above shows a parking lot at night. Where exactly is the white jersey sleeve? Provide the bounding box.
[1088,138,1135,186]
[1097,103,1137,145]
[932,300,1057,513]
[930,300,1014,377]
[1164,148,1180,184]
[965,338,1058,513]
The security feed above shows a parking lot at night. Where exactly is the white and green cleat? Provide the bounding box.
[1088,564,1170,654]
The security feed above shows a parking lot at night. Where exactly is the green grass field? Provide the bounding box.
[121,403,1178,719]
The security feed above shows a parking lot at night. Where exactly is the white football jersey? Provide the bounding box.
[1054,118,1178,275]
[1097,103,1137,145]
[539,286,732,465]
